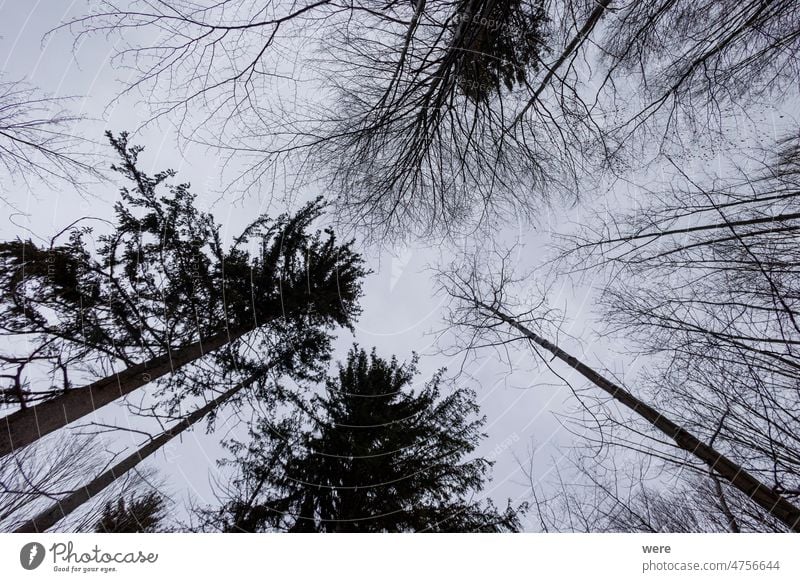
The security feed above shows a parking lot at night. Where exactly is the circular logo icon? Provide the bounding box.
[20,542,46,570]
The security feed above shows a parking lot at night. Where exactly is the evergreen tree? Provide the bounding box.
[204,347,524,532]
[0,132,366,456]
[94,492,166,533]
[451,0,550,102]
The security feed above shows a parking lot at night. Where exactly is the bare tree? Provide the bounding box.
[592,0,800,148]
[1,432,102,530]
[436,250,800,530]
[551,133,800,518]
[522,448,789,532]
[0,430,163,532]
[307,0,599,239]
[597,477,787,533]
[13,371,263,533]
[0,77,102,196]
[63,1,613,239]
[57,1,800,240]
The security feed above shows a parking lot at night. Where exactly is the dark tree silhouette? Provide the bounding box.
[94,492,167,533]
[451,0,549,102]
[0,132,366,456]
[201,347,523,532]
[12,297,353,533]
[13,372,256,533]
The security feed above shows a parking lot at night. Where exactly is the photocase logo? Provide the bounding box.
[20,542,46,570]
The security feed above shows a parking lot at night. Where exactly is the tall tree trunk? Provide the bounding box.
[13,370,263,533]
[0,326,249,458]
[478,301,800,532]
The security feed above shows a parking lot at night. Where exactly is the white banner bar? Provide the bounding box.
[1,533,798,581]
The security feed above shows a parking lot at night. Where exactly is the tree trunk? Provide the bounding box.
[13,371,262,533]
[0,326,249,458]
[479,302,800,532]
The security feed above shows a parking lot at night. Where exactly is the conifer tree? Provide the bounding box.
[94,492,166,533]
[451,0,550,102]
[203,347,523,532]
[0,132,366,456]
